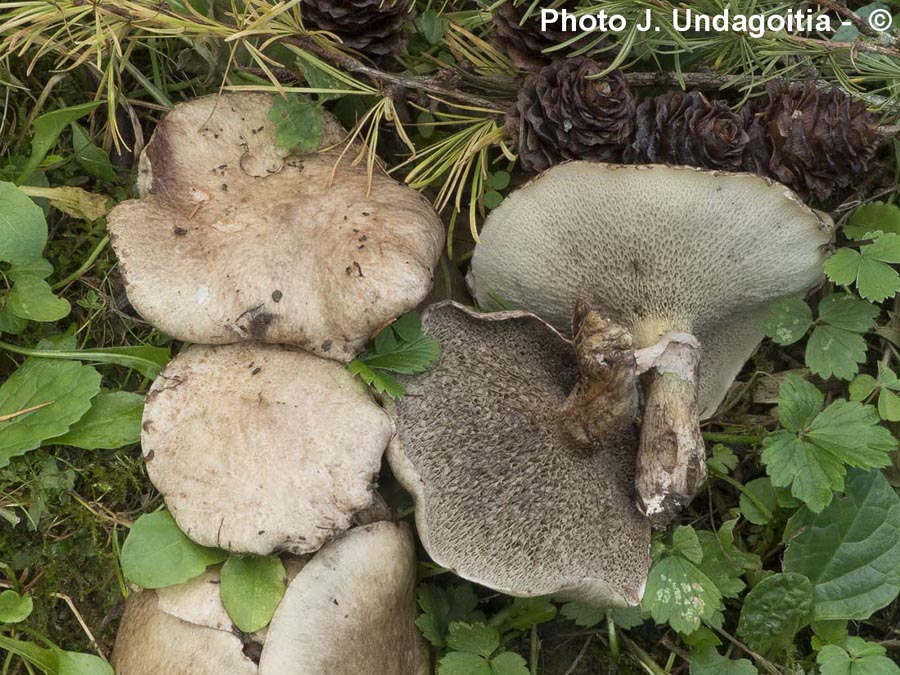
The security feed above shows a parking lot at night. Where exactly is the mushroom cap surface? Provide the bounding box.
[468,162,832,416]
[258,521,428,675]
[112,579,257,675]
[108,93,444,361]
[388,303,651,607]
[141,342,393,555]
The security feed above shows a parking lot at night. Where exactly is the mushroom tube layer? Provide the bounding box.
[388,302,651,607]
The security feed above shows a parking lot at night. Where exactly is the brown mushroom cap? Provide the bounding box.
[258,521,429,675]
[111,576,257,675]
[468,162,831,417]
[108,93,444,361]
[141,342,393,555]
[387,302,650,607]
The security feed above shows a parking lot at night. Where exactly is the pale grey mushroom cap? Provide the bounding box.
[111,577,257,675]
[387,303,650,607]
[258,521,429,675]
[468,162,832,417]
[108,93,444,361]
[141,342,393,555]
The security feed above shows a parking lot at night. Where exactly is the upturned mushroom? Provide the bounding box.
[111,570,259,675]
[141,342,393,555]
[258,521,428,674]
[467,162,831,524]
[107,93,443,362]
[388,302,650,607]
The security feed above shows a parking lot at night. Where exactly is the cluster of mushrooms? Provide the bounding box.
[107,93,832,672]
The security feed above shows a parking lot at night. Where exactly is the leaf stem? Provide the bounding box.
[51,235,109,291]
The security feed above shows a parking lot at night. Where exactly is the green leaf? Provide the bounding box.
[806,325,868,381]
[437,652,491,675]
[736,573,813,656]
[826,236,900,302]
[783,469,900,621]
[764,297,812,345]
[71,123,117,182]
[819,293,879,333]
[7,275,70,322]
[415,582,480,648]
[219,555,286,633]
[0,359,101,468]
[0,181,47,265]
[845,202,900,240]
[849,374,878,402]
[0,305,28,335]
[268,95,322,152]
[488,171,510,191]
[763,376,895,511]
[446,622,500,658]
[419,9,446,44]
[48,391,143,450]
[708,444,738,475]
[348,359,406,398]
[3,344,170,380]
[0,590,33,623]
[672,525,703,564]
[0,636,113,675]
[361,334,440,374]
[493,597,556,632]
[8,257,53,281]
[739,477,777,525]
[19,101,103,184]
[490,652,529,675]
[559,602,604,628]
[690,646,758,675]
[697,521,759,599]
[775,374,823,432]
[483,191,503,210]
[120,511,227,589]
[643,555,723,634]
[817,642,900,675]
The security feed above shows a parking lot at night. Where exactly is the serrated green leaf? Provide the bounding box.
[268,95,322,152]
[764,297,812,345]
[672,525,703,564]
[819,294,879,332]
[19,101,102,184]
[784,469,900,621]
[0,359,101,468]
[776,374,823,432]
[690,646,758,675]
[0,590,33,623]
[845,202,900,240]
[807,400,896,468]
[643,555,722,634]
[348,358,406,398]
[559,601,604,627]
[447,622,500,658]
[71,123,117,182]
[7,275,70,322]
[708,444,738,475]
[736,573,812,657]
[826,248,863,286]
[437,652,491,675]
[47,391,143,450]
[762,430,843,512]
[806,325,868,381]
[697,521,759,599]
[490,652,529,675]
[0,181,47,265]
[219,554,286,633]
[415,582,480,648]
[361,334,440,374]
[817,643,900,675]
[739,477,777,525]
[849,374,878,402]
[299,60,344,101]
[120,511,227,589]
[877,388,900,421]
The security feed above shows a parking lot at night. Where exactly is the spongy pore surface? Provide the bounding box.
[389,303,650,607]
[468,162,831,416]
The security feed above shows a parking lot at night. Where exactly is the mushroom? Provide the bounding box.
[107,93,444,362]
[258,521,429,675]
[111,571,258,675]
[388,302,650,607]
[141,342,393,555]
[467,162,831,523]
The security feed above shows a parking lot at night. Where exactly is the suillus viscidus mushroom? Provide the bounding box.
[259,521,428,675]
[388,302,651,607]
[467,162,831,524]
[107,92,444,362]
[112,522,426,675]
[141,342,394,555]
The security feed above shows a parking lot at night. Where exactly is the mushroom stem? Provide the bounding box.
[634,332,706,526]
[560,301,639,443]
